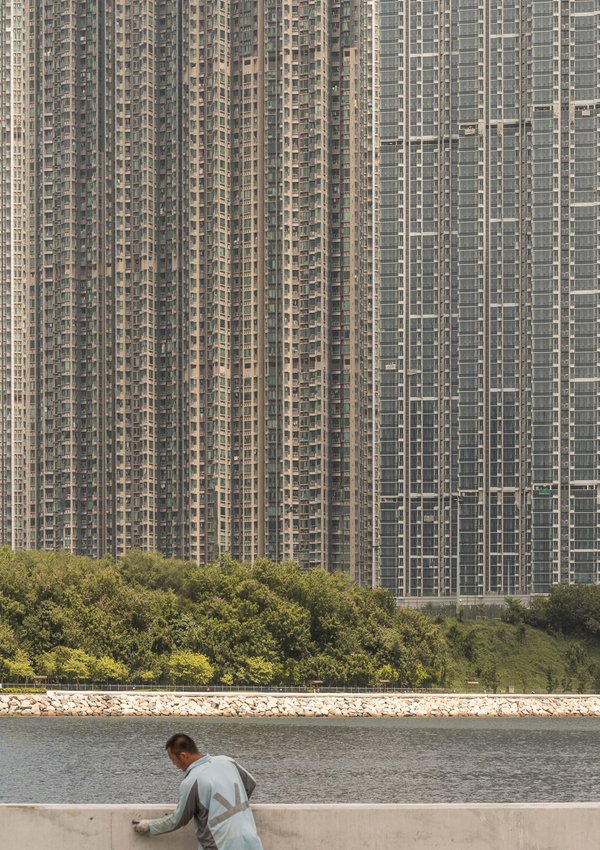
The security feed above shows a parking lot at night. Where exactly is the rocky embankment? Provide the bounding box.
[2,691,600,717]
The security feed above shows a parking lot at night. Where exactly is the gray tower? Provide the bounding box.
[381,0,600,597]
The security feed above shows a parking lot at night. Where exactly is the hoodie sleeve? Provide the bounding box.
[148,775,203,835]
[232,761,257,799]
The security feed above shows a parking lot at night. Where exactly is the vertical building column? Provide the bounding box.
[231,37,264,564]
[278,0,299,564]
[157,0,188,558]
[187,0,232,563]
[133,0,157,551]
[566,2,600,583]
[297,0,330,570]
[0,0,11,545]
[5,0,29,548]
[186,0,205,563]
[359,0,380,587]
[96,0,116,557]
[528,0,561,591]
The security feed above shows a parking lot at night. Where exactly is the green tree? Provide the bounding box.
[62,649,94,681]
[92,656,129,682]
[0,621,18,657]
[167,650,214,685]
[565,642,586,676]
[375,663,396,687]
[502,597,526,625]
[344,652,376,686]
[390,609,448,684]
[38,647,95,682]
[589,663,600,694]
[4,650,35,681]
[235,656,275,686]
[461,629,479,663]
[299,654,346,686]
[523,596,550,630]
[480,663,499,693]
[544,666,558,693]
[137,664,164,684]
[262,599,312,659]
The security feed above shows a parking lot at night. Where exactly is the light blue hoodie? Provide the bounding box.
[148,754,264,850]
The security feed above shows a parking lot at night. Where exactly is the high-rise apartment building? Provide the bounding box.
[381,0,600,597]
[0,0,379,584]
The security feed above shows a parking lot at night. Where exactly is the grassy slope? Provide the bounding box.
[441,618,600,693]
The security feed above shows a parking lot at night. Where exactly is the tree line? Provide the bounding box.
[0,549,448,687]
[503,585,600,637]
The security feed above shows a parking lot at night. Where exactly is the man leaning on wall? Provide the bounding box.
[132,733,264,850]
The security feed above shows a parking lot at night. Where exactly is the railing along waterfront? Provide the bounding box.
[0,682,455,693]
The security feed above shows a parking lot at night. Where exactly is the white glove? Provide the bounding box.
[133,820,151,835]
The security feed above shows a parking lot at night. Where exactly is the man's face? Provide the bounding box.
[167,748,187,771]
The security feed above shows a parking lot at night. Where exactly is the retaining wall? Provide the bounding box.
[2,690,600,717]
[2,803,600,850]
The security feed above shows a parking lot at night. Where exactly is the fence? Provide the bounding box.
[0,682,453,693]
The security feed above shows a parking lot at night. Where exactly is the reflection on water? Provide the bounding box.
[1,715,599,804]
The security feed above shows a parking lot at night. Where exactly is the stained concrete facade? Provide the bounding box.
[0,0,379,583]
[2,804,600,850]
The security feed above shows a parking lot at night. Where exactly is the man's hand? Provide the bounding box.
[133,820,151,835]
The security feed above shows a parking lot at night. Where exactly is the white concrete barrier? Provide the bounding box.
[2,803,600,849]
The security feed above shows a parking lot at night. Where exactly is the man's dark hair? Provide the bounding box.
[165,734,199,756]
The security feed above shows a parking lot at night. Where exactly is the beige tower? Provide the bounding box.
[0,0,379,584]
[0,0,29,550]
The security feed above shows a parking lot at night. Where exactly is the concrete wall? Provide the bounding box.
[2,803,600,849]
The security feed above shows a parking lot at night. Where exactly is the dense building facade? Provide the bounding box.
[381,0,600,597]
[0,0,379,584]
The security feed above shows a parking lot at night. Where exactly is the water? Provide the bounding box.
[1,715,600,804]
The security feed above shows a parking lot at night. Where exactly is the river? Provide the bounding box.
[1,715,599,803]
